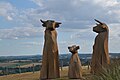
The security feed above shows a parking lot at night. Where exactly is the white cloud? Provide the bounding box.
[23,42,42,46]
[7,16,13,21]
[70,28,93,39]
[31,0,44,7]
[108,23,120,52]
[0,27,43,39]
[0,2,16,21]
[30,0,120,25]
[1,0,120,28]
[109,23,120,39]
[1,0,120,38]
[93,0,119,7]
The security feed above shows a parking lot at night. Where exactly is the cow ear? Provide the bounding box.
[76,46,80,50]
[40,19,46,23]
[68,47,71,49]
[102,24,107,29]
[101,23,108,29]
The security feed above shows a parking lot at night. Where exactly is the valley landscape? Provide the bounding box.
[0,53,119,80]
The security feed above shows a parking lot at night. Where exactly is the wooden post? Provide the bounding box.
[32,64,35,73]
[5,67,8,76]
[88,61,90,70]
[2,69,4,76]
[18,65,21,74]
[61,60,63,71]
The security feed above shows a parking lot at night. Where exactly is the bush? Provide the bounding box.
[92,58,120,80]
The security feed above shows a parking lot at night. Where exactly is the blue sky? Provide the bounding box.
[0,0,120,56]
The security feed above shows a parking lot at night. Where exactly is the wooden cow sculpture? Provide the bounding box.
[91,19,110,74]
[40,20,61,80]
[68,45,83,79]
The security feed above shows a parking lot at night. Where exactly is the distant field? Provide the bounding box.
[0,66,93,80]
[0,62,40,68]
[0,63,17,67]
[20,63,41,68]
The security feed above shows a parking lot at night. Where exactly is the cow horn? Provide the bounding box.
[94,19,103,25]
[40,19,46,23]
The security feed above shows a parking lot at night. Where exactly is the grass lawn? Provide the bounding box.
[0,66,93,80]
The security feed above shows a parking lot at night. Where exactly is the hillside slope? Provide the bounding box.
[0,66,92,80]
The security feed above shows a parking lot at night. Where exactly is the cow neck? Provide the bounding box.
[46,28,55,31]
[99,31,108,38]
[72,52,78,55]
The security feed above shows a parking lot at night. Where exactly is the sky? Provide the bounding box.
[0,0,120,56]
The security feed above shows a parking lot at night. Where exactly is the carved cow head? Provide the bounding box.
[93,19,108,33]
[40,19,61,30]
[68,45,80,53]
